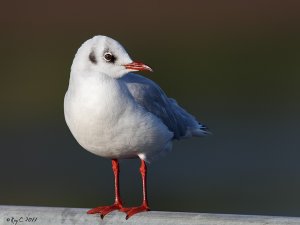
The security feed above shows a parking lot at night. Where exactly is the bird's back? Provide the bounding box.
[121,73,209,140]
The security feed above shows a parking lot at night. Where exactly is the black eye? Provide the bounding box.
[104,52,113,62]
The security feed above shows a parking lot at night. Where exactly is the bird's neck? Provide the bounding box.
[68,70,132,111]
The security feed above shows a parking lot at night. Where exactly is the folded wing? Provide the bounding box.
[121,73,209,139]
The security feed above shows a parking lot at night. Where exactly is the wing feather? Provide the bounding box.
[121,73,208,139]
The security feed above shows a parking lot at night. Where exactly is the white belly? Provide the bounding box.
[64,75,173,161]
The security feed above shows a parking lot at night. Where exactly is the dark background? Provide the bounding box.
[1,0,300,216]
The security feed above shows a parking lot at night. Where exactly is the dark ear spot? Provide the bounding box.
[89,51,97,64]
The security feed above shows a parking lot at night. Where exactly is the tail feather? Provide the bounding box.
[191,123,211,137]
[189,123,211,137]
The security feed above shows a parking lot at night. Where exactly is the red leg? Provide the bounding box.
[125,159,150,219]
[87,159,123,218]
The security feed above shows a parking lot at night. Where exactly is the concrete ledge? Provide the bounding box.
[1,205,300,225]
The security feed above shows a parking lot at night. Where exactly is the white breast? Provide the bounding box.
[64,71,173,161]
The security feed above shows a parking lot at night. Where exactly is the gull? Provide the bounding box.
[64,35,209,219]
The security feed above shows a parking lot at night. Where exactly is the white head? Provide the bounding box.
[71,35,152,78]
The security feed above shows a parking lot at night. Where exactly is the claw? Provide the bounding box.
[125,205,150,219]
[87,203,123,218]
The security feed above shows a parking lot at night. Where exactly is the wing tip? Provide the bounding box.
[194,123,212,136]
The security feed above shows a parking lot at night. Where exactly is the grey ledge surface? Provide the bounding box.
[1,205,300,225]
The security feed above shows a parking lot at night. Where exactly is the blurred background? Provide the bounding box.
[0,0,300,217]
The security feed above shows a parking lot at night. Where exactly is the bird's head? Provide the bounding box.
[71,35,152,78]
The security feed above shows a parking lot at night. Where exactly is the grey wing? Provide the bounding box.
[121,73,208,139]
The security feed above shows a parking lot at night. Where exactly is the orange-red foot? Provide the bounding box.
[87,203,123,219]
[119,207,132,213]
[125,205,150,220]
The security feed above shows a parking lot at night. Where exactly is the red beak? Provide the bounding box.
[124,61,153,72]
